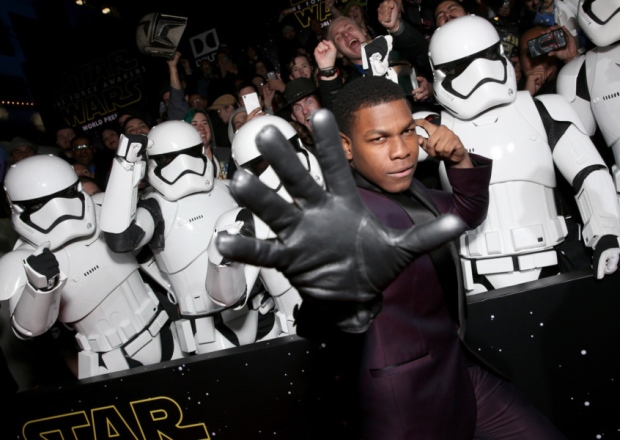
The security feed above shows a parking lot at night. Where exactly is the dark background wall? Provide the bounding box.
[0,0,336,145]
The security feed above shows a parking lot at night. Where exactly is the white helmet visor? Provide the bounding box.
[150,144,207,184]
[433,42,507,99]
[582,0,620,25]
[14,184,85,233]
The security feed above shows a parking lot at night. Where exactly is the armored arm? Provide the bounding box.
[537,95,620,278]
[100,134,159,252]
[11,245,66,339]
[206,207,256,308]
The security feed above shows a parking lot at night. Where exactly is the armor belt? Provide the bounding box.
[123,307,170,358]
[471,249,558,275]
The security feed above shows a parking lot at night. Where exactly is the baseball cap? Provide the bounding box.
[208,94,237,111]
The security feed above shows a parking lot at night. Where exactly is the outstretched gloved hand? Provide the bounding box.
[216,109,468,335]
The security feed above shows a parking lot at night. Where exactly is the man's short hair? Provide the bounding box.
[333,76,407,137]
[327,16,359,42]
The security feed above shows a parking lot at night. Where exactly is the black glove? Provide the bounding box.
[216,109,468,335]
[25,248,60,290]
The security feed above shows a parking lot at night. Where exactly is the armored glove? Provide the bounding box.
[361,35,398,84]
[592,235,620,279]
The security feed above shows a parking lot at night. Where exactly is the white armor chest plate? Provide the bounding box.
[586,44,620,148]
[441,93,567,259]
[148,183,238,315]
[57,234,140,323]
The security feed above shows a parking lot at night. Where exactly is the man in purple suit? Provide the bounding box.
[216,76,566,439]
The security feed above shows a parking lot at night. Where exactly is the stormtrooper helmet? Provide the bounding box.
[4,155,96,250]
[231,115,324,203]
[429,15,517,120]
[147,120,214,201]
[135,12,188,59]
[578,0,620,47]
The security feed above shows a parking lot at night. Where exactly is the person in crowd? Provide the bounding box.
[434,0,470,27]
[279,77,323,137]
[215,77,567,439]
[53,125,76,163]
[254,58,276,84]
[313,16,366,93]
[286,51,318,85]
[314,11,432,110]
[208,94,238,127]
[100,123,121,153]
[0,155,183,379]
[6,137,37,165]
[207,94,238,148]
[69,131,112,191]
[121,114,151,136]
[419,15,620,293]
[250,73,268,98]
[184,108,226,180]
[188,92,209,111]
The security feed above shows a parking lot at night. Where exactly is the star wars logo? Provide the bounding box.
[288,0,344,28]
[21,396,209,440]
[52,49,146,129]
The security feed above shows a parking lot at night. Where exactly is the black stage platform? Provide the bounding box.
[7,269,620,439]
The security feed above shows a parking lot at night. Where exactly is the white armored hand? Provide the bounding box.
[362,35,399,84]
[216,109,468,336]
[117,133,152,163]
[593,236,620,280]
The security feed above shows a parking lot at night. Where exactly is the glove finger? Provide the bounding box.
[255,124,326,206]
[216,233,283,268]
[394,214,467,256]
[230,170,302,234]
[310,109,360,202]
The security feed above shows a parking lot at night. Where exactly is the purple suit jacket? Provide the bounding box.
[354,155,492,439]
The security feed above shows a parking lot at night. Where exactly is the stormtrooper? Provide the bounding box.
[0,155,182,379]
[416,15,620,294]
[556,0,620,200]
[217,115,325,334]
[100,121,291,355]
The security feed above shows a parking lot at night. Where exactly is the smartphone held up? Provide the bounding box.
[242,92,261,114]
[527,29,567,58]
